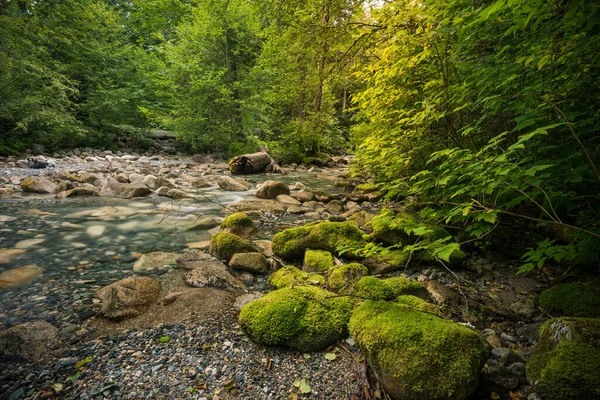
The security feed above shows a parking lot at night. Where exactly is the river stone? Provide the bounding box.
[15,238,45,249]
[142,175,158,188]
[234,292,264,310]
[155,186,171,196]
[86,225,106,237]
[184,263,246,290]
[0,249,25,264]
[326,200,345,215]
[426,280,460,306]
[20,177,57,194]
[176,250,226,270]
[155,176,176,189]
[185,216,220,231]
[97,277,161,320]
[229,252,269,274]
[167,188,191,199]
[255,180,290,199]
[290,191,314,202]
[0,265,44,289]
[78,173,104,188]
[0,320,58,362]
[218,176,250,191]
[223,199,286,215]
[133,252,180,273]
[55,183,100,198]
[185,240,211,250]
[276,194,301,205]
[101,177,151,198]
[349,300,489,400]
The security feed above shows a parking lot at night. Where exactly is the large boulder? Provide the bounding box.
[350,301,488,400]
[239,285,356,352]
[0,320,58,362]
[220,212,257,239]
[0,265,44,289]
[303,249,335,272]
[184,264,246,290]
[272,221,366,260]
[538,282,600,318]
[101,177,151,198]
[20,177,57,194]
[209,232,257,262]
[223,199,286,215]
[97,277,161,320]
[268,266,325,289]
[229,252,269,274]
[526,317,600,399]
[218,176,250,191]
[328,263,369,293]
[255,180,290,199]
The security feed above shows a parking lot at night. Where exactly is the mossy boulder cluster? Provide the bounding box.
[209,231,257,261]
[349,300,489,400]
[526,317,600,399]
[353,276,429,301]
[268,266,325,289]
[238,285,356,352]
[328,262,368,293]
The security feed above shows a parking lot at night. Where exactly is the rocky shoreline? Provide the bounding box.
[0,149,594,400]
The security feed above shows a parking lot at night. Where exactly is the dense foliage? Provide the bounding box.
[1,0,599,270]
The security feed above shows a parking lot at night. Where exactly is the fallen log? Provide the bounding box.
[228,152,283,174]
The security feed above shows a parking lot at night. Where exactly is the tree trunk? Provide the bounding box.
[228,152,283,174]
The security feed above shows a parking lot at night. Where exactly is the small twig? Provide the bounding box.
[338,342,359,365]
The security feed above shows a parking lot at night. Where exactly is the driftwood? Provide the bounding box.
[228,152,283,174]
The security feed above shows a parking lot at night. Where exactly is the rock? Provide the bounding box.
[223,199,286,215]
[353,276,429,301]
[15,238,45,249]
[155,186,171,196]
[539,282,600,318]
[492,347,525,365]
[86,225,106,237]
[326,200,345,215]
[362,249,411,274]
[184,261,246,289]
[268,266,325,289]
[101,177,151,198]
[276,194,301,205]
[486,334,504,348]
[0,265,44,289]
[167,188,191,199]
[349,301,488,400]
[229,252,268,274]
[133,252,180,273]
[228,152,283,174]
[348,211,375,228]
[482,365,520,390]
[239,285,356,352]
[426,280,460,306]
[255,180,290,199]
[142,175,158,188]
[290,191,314,202]
[328,263,369,293]
[20,177,57,194]
[184,240,211,250]
[55,183,100,198]
[218,176,250,191]
[185,216,220,231]
[209,232,257,262]
[526,317,600,399]
[272,221,366,260]
[303,249,335,272]
[0,321,58,362]
[234,292,264,310]
[97,277,161,320]
[220,212,257,239]
[0,249,25,264]
[78,173,104,188]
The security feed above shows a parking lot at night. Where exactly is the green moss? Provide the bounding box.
[268,266,325,289]
[364,249,412,274]
[209,232,257,261]
[369,209,415,246]
[349,300,488,400]
[539,282,600,318]
[384,277,429,299]
[303,249,335,272]
[220,212,257,238]
[354,183,379,193]
[353,276,396,300]
[239,285,357,352]
[328,263,369,293]
[272,221,366,260]
[526,317,600,399]
[419,246,466,267]
[396,295,442,316]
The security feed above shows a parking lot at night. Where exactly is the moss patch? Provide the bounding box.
[209,232,257,261]
[526,317,600,400]
[384,277,429,300]
[354,183,379,193]
[268,266,325,289]
[328,263,369,293]
[396,295,442,316]
[539,282,600,318]
[349,300,488,400]
[272,221,366,260]
[303,249,335,272]
[369,209,416,246]
[239,285,357,352]
[221,212,257,238]
[353,276,396,300]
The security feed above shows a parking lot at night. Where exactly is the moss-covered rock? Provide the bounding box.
[369,209,416,246]
[328,263,369,293]
[349,301,488,400]
[268,266,325,289]
[419,246,467,267]
[352,276,427,301]
[209,232,257,261]
[526,317,600,400]
[272,221,366,260]
[303,249,335,272]
[239,285,356,352]
[348,211,375,228]
[384,277,429,300]
[221,212,257,238]
[362,249,411,274]
[354,183,379,193]
[396,295,442,316]
[538,282,600,318]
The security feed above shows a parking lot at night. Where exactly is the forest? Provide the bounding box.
[1,0,600,270]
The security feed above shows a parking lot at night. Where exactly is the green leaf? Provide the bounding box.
[324,352,336,361]
[299,378,311,394]
[159,336,171,343]
[434,243,461,262]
